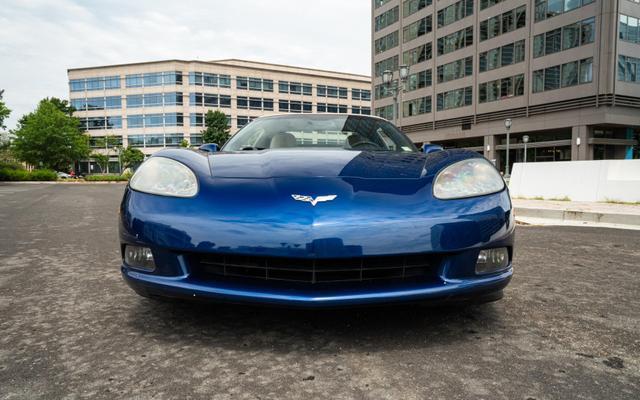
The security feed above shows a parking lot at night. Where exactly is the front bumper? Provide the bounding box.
[122,264,512,307]
[119,185,515,307]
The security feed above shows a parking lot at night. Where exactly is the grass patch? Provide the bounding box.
[604,199,640,206]
[0,168,57,181]
[549,196,571,201]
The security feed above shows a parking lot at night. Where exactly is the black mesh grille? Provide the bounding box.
[188,253,441,285]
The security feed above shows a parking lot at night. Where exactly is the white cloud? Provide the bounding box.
[0,0,371,130]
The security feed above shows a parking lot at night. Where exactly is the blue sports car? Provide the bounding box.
[120,114,514,307]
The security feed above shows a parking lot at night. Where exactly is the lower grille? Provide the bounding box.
[189,253,441,285]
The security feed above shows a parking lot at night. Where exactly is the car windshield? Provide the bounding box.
[222,115,418,152]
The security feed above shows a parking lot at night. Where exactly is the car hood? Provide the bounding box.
[209,150,429,179]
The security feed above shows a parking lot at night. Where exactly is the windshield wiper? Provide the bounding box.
[240,146,265,151]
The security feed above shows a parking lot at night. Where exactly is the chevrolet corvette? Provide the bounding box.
[119,114,514,307]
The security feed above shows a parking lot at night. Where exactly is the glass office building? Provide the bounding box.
[372,0,640,172]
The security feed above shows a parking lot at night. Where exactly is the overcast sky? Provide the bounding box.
[0,0,371,130]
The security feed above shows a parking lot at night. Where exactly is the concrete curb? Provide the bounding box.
[515,206,640,229]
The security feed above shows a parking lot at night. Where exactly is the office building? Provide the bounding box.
[68,59,371,173]
[372,0,640,171]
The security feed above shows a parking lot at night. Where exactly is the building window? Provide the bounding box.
[236,96,274,111]
[189,72,231,88]
[437,0,473,28]
[125,72,182,88]
[126,113,184,128]
[352,106,372,115]
[374,82,394,100]
[126,92,183,108]
[375,55,399,77]
[317,85,348,99]
[406,69,432,92]
[188,93,231,108]
[71,96,122,111]
[478,74,525,103]
[618,55,640,83]
[402,96,432,117]
[190,113,231,127]
[351,89,371,101]
[317,103,348,113]
[535,0,595,23]
[532,57,593,93]
[479,40,525,73]
[403,0,432,18]
[189,134,203,146]
[479,6,526,42]
[279,81,313,95]
[480,0,506,10]
[79,116,122,131]
[436,87,472,111]
[375,6,399,32]
[374,30,399,54]
[403,15,433,43]
[533,17,595,58]
[236,76,273,92]
[620,14,640,44]
[374,0,392,9]
[237,116,258,128]
[69,76,120,92]
[279,100,313,113]
[165,134,184,147]
[128,135,144,147]
[375,104,394,120]
[437,26,473,55]
[403,42,433,66]
[437,57,473,84]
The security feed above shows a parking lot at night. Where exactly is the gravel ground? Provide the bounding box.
[0,183,638,400]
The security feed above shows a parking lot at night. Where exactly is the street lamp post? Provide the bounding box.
[382,65,410,126]
[504,118,512,179]
[522,135,529,164]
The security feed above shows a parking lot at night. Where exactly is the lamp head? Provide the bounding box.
[399,65,409,81]
[382,70,393,84]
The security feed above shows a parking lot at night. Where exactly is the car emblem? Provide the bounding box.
[291,194,337,206]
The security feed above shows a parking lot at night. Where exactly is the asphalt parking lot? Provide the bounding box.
[0,183,638,400]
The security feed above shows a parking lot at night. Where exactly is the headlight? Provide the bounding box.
[433,158,504,200]
[129,157,198,197]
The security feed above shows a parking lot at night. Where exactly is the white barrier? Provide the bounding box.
[509,160,640,202]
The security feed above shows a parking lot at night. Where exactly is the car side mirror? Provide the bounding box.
[199,143,219,152]
[422,144,443,154]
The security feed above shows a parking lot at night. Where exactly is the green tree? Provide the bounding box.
[201,110,230,145]
[121,146,144,169]
[0,90,11,130]
[12,99,90,171]
[47,97,75,116]
[179,139,190,148]
[93,135,121,173]
[91,152,109,173]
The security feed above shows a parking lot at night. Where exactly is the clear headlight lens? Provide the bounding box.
[433,158,504,200]
[129,157,198,197]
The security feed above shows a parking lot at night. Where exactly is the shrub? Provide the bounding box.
[0,161,25,170]
[84,174,129,182]
[0,168,57,181]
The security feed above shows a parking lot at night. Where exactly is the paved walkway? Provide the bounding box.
[513,198,640,230]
